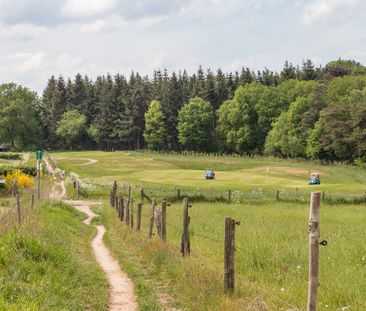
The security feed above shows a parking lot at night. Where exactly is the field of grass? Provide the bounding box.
[53,151,366,202]
[0,201,108,309]
[52,151,366,310]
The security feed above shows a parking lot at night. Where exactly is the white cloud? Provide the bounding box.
[302,0,365,26]
[80,15,125,33]
[343,49,366,60]
[9,51,47,72]
[62,0,118,18]
[0,23,47,39]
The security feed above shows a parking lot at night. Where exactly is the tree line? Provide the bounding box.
[0,59,365,163]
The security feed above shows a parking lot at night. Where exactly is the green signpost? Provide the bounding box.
[36,150,43,160]
[36,150,43,199]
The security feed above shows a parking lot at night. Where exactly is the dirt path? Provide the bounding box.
[19,152,30,166]
[65,200,138,311]
[77,158,98,166]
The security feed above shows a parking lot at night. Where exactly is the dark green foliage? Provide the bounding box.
[0,83,42,150]
[2,58,366,163]
[177,97,213,151]
[0,153,21,160]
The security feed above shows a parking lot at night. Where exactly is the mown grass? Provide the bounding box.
[52,151,366,202]
[0,201,109,310]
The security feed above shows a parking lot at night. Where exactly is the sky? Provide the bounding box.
[0,0,365,94]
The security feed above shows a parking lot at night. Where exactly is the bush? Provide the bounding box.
[0,167,37,177]
[5,170,35,189]
[0,153,21,160]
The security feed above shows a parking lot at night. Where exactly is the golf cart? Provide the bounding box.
[205,169,215,180]
[308,173,320,185]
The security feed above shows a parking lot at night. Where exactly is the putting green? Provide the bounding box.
[51,151,366,195]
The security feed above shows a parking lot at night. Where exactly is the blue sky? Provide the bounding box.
[0,0,365,93]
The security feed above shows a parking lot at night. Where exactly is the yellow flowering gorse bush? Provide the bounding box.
[5,170,35,189]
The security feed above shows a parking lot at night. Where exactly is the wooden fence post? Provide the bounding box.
[177,189,181,200]
[276,190,280,201]
[307,192,321,311]
[136,203,142,231]
[130,199,134,228]
[156,208,162,239]
[128,186,131,201]
[228,190,232,203]
[141,188,145,203]
[180,198,190,256]
[224,217,237,293]
[16,194,21,225]
[110,181,117,207]
[115,196,119,211]
[30,194,35,210]
[119,196,124,221]
[125,198,130,226]
[148,199,156,239]
[161,201,167,241]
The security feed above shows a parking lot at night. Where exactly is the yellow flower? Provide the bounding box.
[5,170,35,189]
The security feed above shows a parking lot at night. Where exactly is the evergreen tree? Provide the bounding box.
[302,59,316,81]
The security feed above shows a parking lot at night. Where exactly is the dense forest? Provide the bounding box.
[1,59,366,163]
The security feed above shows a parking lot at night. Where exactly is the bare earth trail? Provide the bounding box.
[77,158,98,166]
[65,200,138,311]
[19,152,30,166]
[44,156,138,311]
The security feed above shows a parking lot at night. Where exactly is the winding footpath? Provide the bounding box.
[65,200,138,311]
[44,156,138,311]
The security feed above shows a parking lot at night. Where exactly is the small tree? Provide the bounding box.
[56,110,86,149]
[177,97,213,151]
[143,100,167,150]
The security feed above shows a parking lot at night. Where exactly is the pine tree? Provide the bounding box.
[302,59,316,81]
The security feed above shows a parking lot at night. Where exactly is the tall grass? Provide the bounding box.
[0,201,108,309]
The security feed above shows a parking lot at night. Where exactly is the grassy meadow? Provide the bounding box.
[0,201,108,310]
[52,151,366,310]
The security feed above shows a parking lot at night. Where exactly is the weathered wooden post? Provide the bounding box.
[12,179,18,197]
[180,198,190,256]
[110,181,117,207]
[141,188,145,203]
[228,190,232,203]
[136,203,142,231]
[119,196,124,221]
[30,194,35,210]
[148,199,156,239]
[16,194,21,225]
[161,201,167,241]
[224,217,239,293]
[276,190,280,201]
[115,196,119,211]
[130,199,134,228]
[125,198,130,226]
[156,208,162,239]
[177,189,181,200]
[307,192,321,311]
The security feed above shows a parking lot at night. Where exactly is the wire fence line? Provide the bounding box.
[107,184,308,310]
[74,179,365,310]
